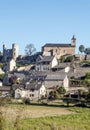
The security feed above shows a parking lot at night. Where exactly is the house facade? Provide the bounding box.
[15,88,27,99]
[52,63,70,73]
[7,59,16,71]
[42,35,76,59]
[44,73,69,94]
[15,83,46,101]
[0,86,11,97]
[35,56,58,71]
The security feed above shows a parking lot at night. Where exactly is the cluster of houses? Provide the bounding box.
[0,35,89,101]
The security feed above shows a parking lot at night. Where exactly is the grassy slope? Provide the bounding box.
[1,104,90,130]
[20,108,90,130]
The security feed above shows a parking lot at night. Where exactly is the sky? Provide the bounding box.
[0,0,90,55]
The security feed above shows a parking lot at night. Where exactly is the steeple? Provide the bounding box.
[71,35,76,46]
[72,35,76,40]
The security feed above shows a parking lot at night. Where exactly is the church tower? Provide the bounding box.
[71,35,76,46]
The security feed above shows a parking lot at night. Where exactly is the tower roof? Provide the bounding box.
[71,35,76,40]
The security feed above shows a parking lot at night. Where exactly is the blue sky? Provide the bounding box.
[0,0,90,55]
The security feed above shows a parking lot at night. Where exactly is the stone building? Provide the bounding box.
[3,59,16,72]
[35,55,58,71]
[42,35,76,59]
[7,59,16,71]
[3,43,19,61]
[44,73,69,94]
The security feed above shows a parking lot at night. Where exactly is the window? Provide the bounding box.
[30,94,34,97]
[32,94,34,97]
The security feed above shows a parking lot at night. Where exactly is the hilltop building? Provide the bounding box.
[42,35,76,59]
[3,44,19,62]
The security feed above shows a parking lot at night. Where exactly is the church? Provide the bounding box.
[42,35,76,59]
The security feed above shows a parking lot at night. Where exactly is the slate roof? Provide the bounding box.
[52,63,70,69]
[40,56,54,62]
[42,43,73,48]
[45,73,67,81]
[25,83,42,90]
[14,73,25,79]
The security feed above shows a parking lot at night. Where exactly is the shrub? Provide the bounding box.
[57,86,66,95]
[65,56,74,62]
[22,98,30,104]
[59,56,65,63]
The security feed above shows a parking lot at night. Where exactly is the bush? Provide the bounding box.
[57,86,66,95]
[22,98,30,104]
[0,74,5,80]
[48,91,59,100]
[65,56,74,62]
[59,56,65,63]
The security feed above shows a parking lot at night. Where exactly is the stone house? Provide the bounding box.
[0,86,11,97]
[15,83,46,100]
[3,73,25,85]
[52,63,70,73]
[42,35,76,59]
[15,88,26,99]
[44,73,69,94]
[3,59,16,72]
[7,59,16,71]
[74,54,85,61]
[35,55,58,71]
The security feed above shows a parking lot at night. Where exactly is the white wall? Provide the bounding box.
[15,89,26,98]
[63,76,69,91]
[51,57,58,68]
[8,59,16,71]
[0,82,2,87]
[39,85,46,96]
[65,66,70,73]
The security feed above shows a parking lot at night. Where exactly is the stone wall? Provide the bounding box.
[43,46,75,59]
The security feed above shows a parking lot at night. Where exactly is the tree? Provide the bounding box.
[59,56,65,63]
[48,91,58,99]
[84,48,90,54]
[79,45,85,53]
[25,43,36,56]
[0,51,2,55]
[57,86,66,95]
[65,55,74,62]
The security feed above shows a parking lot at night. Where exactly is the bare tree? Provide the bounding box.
[25,43,36,56]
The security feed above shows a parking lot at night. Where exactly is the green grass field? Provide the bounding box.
[0,103,90,130]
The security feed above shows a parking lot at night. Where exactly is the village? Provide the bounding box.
[0,35,90,105]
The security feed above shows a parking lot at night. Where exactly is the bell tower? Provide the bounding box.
[71,35,76,46]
